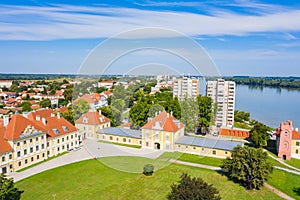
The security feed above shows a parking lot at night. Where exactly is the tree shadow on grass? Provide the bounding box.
[293,187,300,196]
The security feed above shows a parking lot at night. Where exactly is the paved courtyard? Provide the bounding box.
[9,138,164,182]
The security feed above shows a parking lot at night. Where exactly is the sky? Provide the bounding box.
[1,0,300,76]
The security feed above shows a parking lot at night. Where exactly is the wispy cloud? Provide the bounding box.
[1,4,300,40]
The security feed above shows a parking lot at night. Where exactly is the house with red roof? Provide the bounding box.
[276,120,300,160]
[141,111,184,150]
[75,110,110,139]
[0,108,79,173]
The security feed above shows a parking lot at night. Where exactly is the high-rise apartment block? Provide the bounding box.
[173,77,199,99]
[206,79,235,127]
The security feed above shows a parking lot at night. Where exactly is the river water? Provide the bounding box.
[235,85,300,129]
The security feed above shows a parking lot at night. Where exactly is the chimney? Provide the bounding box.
[42,117,47,125]
[22,112,29,118]
[296,128,299,132]
[51,113,55,117]
[99,110,102,116]
[167,113,169,118]
[36,115,40,121]
[3,115,9,127]
[57,112,60,119]
[170,111,173,116]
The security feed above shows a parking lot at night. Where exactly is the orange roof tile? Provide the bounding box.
[43,116,78,138]
[142,111,184,132]
[292,130,300,140]
[0,126,13,153]
[75,111,110,125]
[4,114,47,140]
[28,108,55,120]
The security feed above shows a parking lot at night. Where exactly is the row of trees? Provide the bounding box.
[226,77,300,90]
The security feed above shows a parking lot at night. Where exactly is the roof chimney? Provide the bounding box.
[22,112,29,118]
[57,112,60,119]
[98,110,101,116]
[296,128,299,132]
[42,117,47,125]
[36,115,40,121]
[51,113,55,117]
[3,115,9,127]
[167,113,169,118]
[170,111,173,116]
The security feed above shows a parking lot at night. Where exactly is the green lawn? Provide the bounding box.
[285,158,300,170]
[268,169,300,200]
[234,122,251,130]
[16,156,282,200]
[98,140,141,149]
[16,152,69,172]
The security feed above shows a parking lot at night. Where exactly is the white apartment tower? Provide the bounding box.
[173,77,199,99]
[206,79,235,128]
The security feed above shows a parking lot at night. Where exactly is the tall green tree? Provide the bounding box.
[99,106,117,127]
[61,109,74,125]
[167,173,221,200]
[20,101,32,112]
[180,97,198,133]
[72,99,90,120]
[39,98,51,108]
[221,146,273,190]
[197,95,213,133]
[0,174,24,200]
[250,122,271,147]
[234,110,250,123]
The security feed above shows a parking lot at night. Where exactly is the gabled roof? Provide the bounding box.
[175,136,243,151]
[4,114,46,140]
[28,108,55,120]
[43,116,78,138]
[292,130,300,140]
[142,111,184,132]
[74,93,101,104]
[0,126,13,153]
[75,111,110,125]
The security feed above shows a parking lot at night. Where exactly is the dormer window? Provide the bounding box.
[62,126,69,132]
[53,129,60,134]
[83,117,88,123]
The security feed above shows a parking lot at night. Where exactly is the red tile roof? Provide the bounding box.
[0,126,13,153]
[75,111,110,125]
[28,109,55,120]
[4,114,47,140]
[292,130,300,140]
[219,128,249,138]
[74,93,101,104]
[43,116,78,138]
[142,111,184,132]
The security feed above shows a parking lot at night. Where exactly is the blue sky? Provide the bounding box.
[1,0,300,76]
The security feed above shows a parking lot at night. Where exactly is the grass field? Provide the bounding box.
[268,169,300,200]
[285,158,300,170]
[16,156,282,200]
[16,152,69,172]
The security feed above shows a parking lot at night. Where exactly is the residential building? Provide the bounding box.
[0,80,12,89]
[74,92,112,111]
[173,77,199,99]
[97,128,142,146]
[174,136,243,158]
[75,110,111,139]
[206,79,236,127]
[0,109,79,173]
[141,111,185,150]
[276,120,300,160]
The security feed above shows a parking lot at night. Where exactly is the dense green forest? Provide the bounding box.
[225,76,300,89]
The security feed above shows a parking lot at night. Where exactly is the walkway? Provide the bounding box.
[169,159,295,200]
[8,138,164,182]
[268,153,300,172]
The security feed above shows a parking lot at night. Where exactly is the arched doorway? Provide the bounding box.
[283,155,287,160]
[154,142,160,150]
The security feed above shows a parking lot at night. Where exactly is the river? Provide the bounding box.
[235,85,300,129]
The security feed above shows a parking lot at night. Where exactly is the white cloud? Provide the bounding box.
[1,4,300,40]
